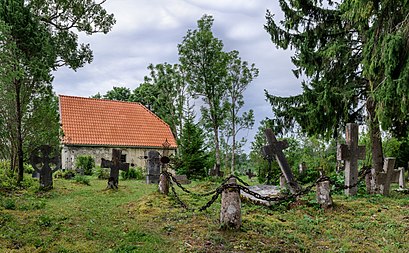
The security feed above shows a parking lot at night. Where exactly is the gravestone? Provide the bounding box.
[220,178,241,230]
[245,169,255,179]
[378,158,396,196]
[146,150,161,184]
[316,172,333,209]
[173,175,191,184]
[299,162,307,175]
[263,128,301,194]
[337,123,366,196]
[30,145,61,190]
[279,174,287,189]
[240,185,281,206]
[101,149,129,189]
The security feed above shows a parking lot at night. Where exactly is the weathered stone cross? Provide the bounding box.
[146,150,161,184]
[30,145,61,190]
[337,123,366,196]
[101,149,129,189]
[262,128,301,194]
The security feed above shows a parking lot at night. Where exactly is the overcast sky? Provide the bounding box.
[52,0,302,152]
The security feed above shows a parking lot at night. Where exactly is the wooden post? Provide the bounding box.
[263,129,301,194]
[220,178,241,230]
[159,173,169,195]
[337,123,366,196]
[379,158,396,196]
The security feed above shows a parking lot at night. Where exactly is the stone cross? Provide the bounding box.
[146,150,161,184]
[30,145,61,190]
[263,128,301,194]
[101,149,129,189]
[337,123,366,196]
[378,157,396,196]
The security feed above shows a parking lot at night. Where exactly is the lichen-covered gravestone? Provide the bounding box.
[101,149,129,189]
[337,123,366,196]
[146,150,161,184]
[30,145,61,190]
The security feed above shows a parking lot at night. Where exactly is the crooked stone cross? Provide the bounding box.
[101,149,129,189]
[263,128,301,194]
[30,145,61,190]
[337,123,366,196]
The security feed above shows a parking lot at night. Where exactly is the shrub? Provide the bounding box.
[75,155,95,175]
[121,167,144,180]
[54,170,76,179]
[74,175,90,185]
[94,167,110,180]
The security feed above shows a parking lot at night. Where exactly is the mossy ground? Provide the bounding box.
[0,177,408,252]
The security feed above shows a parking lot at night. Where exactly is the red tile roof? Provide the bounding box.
[59,95,177,148]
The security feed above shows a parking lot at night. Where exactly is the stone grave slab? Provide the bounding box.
[240,185,281,206]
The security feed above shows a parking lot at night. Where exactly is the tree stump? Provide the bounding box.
[220,178,241,230]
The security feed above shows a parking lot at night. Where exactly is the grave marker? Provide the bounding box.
[337,123,366,196]
[30,145,61,190]
[101,149,129,189]
[378,158,396,196]
[263,128,301,194]
[146,150,161,184]
[316,171,333,209]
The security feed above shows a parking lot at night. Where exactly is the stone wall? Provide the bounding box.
[61,145,175,170]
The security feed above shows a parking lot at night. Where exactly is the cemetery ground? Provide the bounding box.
[1,176,409,253]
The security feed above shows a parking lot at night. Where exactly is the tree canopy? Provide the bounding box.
[264,0,409,193]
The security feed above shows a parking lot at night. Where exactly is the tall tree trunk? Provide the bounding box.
[231,117,236,175]
[366,96,384,194]
[212,125,221,176]
[15,80,24,184]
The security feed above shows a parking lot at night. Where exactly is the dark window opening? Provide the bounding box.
[121,154,127,163]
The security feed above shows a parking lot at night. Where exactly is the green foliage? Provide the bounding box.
[74,175,90,186]
[75,155,95,176]
[121,167,144,180]
[178,14,229,174]
[93,167,110,180]
[175,115,208,179]
[0,0,115,183]
[54,170,75,179]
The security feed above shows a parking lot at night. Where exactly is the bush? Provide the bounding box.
[0,161,35,191]
[121,167,144,180]
[74,175,90,185]
[94,167,110,180]
[54,170,76,179]
[75,155,95,175]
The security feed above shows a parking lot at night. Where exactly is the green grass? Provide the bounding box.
[0,176,408,252]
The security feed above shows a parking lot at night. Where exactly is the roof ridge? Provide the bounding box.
[59,94,143,106]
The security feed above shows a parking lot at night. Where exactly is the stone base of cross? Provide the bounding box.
[337,123,366,196]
